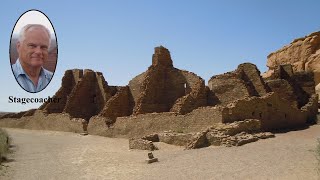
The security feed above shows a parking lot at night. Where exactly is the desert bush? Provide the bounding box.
[0,128,10,164]
[317,139,320,173]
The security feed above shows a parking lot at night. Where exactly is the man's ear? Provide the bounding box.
[16,41,21,51]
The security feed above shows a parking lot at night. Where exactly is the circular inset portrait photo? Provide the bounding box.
[10,9,58,93]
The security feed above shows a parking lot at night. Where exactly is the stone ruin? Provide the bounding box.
[33,46,207,126]
[263,31,320,98]
[1,33,319,150]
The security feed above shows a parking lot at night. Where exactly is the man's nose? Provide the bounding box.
[34,46,42,54]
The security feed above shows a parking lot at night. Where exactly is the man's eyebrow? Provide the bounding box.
[26,43,48,48]
[27,43,37,46]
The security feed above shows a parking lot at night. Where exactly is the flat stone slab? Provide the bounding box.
[80,132,88,136]
[145,158,158,164]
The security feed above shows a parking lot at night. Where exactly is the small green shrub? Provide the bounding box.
[317,139,320,173]
[175,129,184,133]
[0,128,10,164]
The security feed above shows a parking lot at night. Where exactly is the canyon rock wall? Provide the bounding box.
[263,31,320,87]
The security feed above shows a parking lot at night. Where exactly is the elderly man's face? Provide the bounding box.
[17,27,50,69]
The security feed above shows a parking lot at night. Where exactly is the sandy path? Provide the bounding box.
[1,125,320,180]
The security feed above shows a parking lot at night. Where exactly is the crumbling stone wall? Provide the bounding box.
[221,92,317,130]
[98,86,134,125]
[170,70,207,114]
[291,72,315,96]
[39,69,83,113]
[237,63,270,96]
[38,46,209,124]
[2,40,319,141]
[208,63,270,106]
[266,64,315,108]
[128,72,146,106]
[132,66,179,114]
[263,31,320,87]
[39,69,113,121]
[266,79,299,108]
[131,46,182,114]
[208,72,249,105]
[300,94,318,123]
[88,107,223,138]
[132,46,207,115]
[27,40,319,136]
[64,70,112,120]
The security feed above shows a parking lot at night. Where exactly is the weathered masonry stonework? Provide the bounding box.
[129,46,207,115]
[1,32,319,150]
[263,31,320,90]
[208,63,270,106]
[36,46,208,124]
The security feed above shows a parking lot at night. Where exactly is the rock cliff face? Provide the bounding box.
[263,31,320,86]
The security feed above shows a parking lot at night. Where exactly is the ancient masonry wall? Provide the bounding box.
[64,70,112,120]
[266,79,299,108]
[39,69,113,120]
[208,71,249,106]
[170,70,207,114]
[237,63,270,96]
[266,64,315,108]
[89,107,223,138]
[36,46,212,124]
[39,69,83,113]
[208,63,270,106]
[98,86,134,125]
[128,72,146,106]
[4,41,318,135]
[132,65,173,114]
[132,46,208,115]
[220,92,318,130]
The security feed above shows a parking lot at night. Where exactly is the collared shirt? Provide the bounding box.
[12,59,53,93]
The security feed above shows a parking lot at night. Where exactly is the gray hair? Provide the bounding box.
[18,24,51,46]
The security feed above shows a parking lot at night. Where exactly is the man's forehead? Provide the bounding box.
[22,27,50,45]
[26,27,49,36]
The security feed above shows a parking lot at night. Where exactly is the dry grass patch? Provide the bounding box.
[0,128,10,165]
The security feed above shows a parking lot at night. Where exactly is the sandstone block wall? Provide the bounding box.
[169,70,207,114]
[208,72,249,105]
[64,70,112,120]
[10,40,317,135]
[132,66,178,114]
[237,63,270,96]
[266,79,299,108]
[131,46,207,115]
[152,45,173,67]
[98,86,134,125]
[220,92,316,130]
[0,110,83,133]
[88,107,223,138]
[300,94,318,123]
[37,46,211,126]
[208,63,270,106]
[39,69,82,113]
[266,64,315,108]
[128,72,146,105]
[40,69,113,120]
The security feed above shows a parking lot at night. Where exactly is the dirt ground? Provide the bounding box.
[1,125,320,180]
